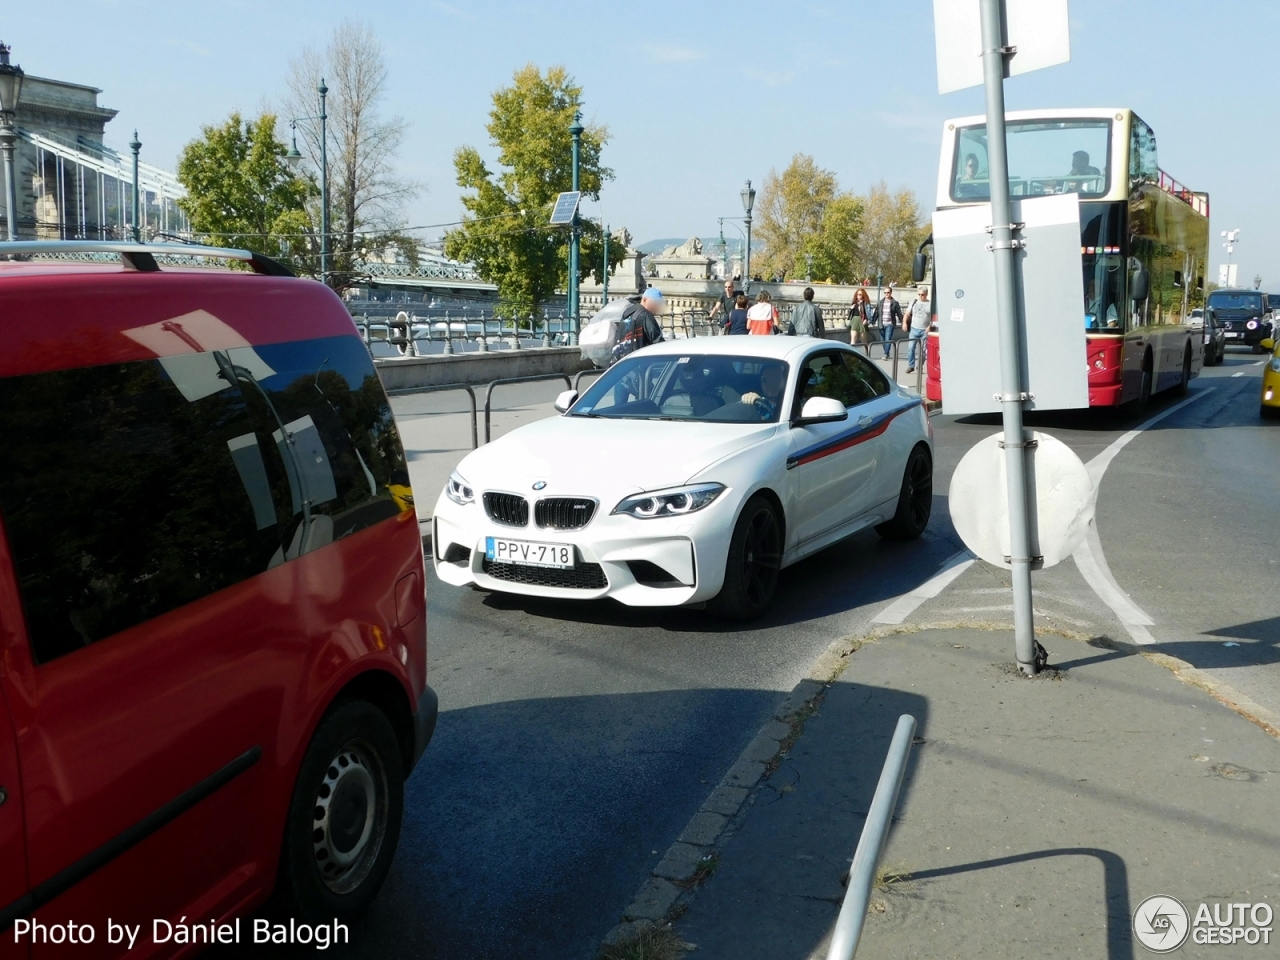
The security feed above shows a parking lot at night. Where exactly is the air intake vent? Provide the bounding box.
[482,557,607,589]
[483,492,529,526]
[535,497,597,530]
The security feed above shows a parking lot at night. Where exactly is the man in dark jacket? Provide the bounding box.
[791,286,825,337]
[610,287,666,367]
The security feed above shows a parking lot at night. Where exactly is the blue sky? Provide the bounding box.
[6,0,1279,285]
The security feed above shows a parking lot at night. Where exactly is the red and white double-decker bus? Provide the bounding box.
[921,108,1210,409]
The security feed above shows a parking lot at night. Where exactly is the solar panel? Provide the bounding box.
[549,191,581,225]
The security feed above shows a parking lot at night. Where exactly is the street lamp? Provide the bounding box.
[568,112,583,345]
[806,253,813,282]
[288,80,329,284]
[740,180,755,294]
[128,130,141,242]
[0,43,26,241]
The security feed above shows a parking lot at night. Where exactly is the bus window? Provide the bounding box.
[1129,116,1159,189]
[1080,203,1126,332]
[952,119,1113,203]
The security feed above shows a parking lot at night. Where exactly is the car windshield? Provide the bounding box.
[952,119,1112,202]
[571,355,791,423]
[1207,292,1263,316]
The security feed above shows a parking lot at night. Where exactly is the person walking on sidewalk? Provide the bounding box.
[791,287,825,338]
[708,279,740,332]
[904,287,931,373]
[747,290,779,335]
[724,294,749,335]
[875,284,903,359]
[848,287,873,346]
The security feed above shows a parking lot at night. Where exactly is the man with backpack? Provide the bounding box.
[610,287,666,365]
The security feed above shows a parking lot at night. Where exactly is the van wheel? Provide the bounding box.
[876,445,933,541]
[709,495,781,620]
[278,700,404,924]
[1175,346,1191,396]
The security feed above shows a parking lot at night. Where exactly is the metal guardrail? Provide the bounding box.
[385,382,479,450]
[483,374,573,444]
[846,338,927,396]
[825,714,918,960]
[573,369,603,393]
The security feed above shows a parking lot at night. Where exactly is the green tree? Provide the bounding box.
[858,182,927,284]
[801,193,865,284]
[444,64,622,314]
[754,154,839,281]
[177,112,314,268]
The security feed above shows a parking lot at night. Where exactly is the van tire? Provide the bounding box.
[277,700,404,924]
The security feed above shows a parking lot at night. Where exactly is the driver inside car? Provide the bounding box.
[740,364,787,420]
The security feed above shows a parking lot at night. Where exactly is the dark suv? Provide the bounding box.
[1206,289,1273,352]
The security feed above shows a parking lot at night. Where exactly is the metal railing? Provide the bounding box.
[846,338,928,396]
[385,382,479,450]
[574,369,604,393]
[825,714,918,960]
[483,374,573,444]
[354,313,577,357]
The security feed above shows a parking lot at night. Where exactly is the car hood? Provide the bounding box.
[453,415,778,498]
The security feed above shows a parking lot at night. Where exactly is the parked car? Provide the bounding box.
[1206,289,1273,352]
[1200,307,1226,366]
[0,241,435,956]
[1260,335,1280,418]
[433,337,933,620]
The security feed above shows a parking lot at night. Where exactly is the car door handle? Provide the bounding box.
[857,415,874,426]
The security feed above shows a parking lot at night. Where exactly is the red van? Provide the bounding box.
[0,243,435,958]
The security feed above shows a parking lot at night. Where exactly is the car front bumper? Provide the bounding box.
[431,495,736,607]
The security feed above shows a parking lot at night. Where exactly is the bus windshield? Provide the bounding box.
[952,119,1112,203]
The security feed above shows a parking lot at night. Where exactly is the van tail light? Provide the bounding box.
[395,571,423,626]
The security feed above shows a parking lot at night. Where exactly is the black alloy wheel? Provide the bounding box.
[277,700,404,924]
[877,444,933,541]
[709,494,782,620]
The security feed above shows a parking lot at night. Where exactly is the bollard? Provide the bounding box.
[442,311,454,355]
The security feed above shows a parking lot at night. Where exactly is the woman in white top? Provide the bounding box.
[746,290,778,335]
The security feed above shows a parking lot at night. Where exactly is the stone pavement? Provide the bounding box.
[673,626,1280,959]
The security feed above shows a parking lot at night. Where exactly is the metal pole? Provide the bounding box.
[319,79,329,285]
[568,112,583,345]
[744,212,753,296]
[128,130,141,242]
[980,0,1038,676]
[602,222,609,306]
[0,121,16,241]
[825,715,917,960]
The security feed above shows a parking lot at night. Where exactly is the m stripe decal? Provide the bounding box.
[788,400,922,468]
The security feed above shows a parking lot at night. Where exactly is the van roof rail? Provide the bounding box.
[0,241,295,277]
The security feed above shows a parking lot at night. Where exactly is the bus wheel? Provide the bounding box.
[1137,354,1153,410]
[1175,346,1191,396]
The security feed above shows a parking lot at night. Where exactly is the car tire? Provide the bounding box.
[709,494,782,621]
[876,444,933,541]
[1175,346,1191,396]
[276,699,405,925]
[1263,404,1280,420]
[1254,342,1265,354]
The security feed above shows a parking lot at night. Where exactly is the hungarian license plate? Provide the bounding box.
[1225,331,1241,338]
[485,537,574,569]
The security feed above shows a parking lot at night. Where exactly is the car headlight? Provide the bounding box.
[1271,358,1280,373]
[613,483,725,519]
[1247,320,1259,330]
[445,471,475,505]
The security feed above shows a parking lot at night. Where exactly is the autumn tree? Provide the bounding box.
[858,182,927,284]
[177,112,313,267]
[445,65,623,314]
[753,154,839,281]
[284,20,420,284]
[801,193,865,284]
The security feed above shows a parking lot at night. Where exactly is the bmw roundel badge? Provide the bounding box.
[532,481,547,491]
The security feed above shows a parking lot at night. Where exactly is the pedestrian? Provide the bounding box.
[848,288,873,345]
[708,278,740,331]
[903,286,931,373]
[724,293,750,335]
[791,286,825,338]
[875,284,903,359]
[747,290,778,335]
[611,287,666,365]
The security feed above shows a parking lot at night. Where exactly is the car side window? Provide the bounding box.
[842,351,892,401]
[795,351,866,411]
[0,334,408,665]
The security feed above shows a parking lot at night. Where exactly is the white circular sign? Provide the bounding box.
[1132,895,1190,953]
[948,431,1095,570]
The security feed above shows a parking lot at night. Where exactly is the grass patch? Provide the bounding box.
[874,860,913,890]
[598,923,690,960]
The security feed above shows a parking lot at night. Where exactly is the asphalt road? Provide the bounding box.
[256,346,1277,959]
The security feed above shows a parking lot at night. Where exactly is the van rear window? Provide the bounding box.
[0,334,410,665]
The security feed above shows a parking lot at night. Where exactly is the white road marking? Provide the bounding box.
[873,550,974,624]
[1232,372,1244,378]
[1072,389,1214,643]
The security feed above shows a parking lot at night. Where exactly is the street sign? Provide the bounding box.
[949,431,1095,570]
[549,191,581,226]
[1217,263,1238,287]
[933,0,1071,94]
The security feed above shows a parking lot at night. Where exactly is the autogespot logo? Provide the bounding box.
[1134,895,1190,953]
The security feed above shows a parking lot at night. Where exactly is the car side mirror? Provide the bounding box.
[911,253,927,284]
[554,389,578,413]
[795,396,848,424]
[1261,338,1276,351]
[1131,267,1149,302]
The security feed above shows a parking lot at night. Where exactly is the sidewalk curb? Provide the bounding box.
[597,618,1280,955]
